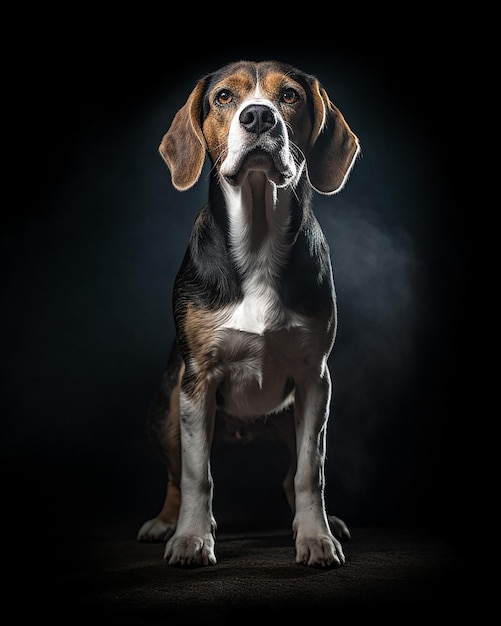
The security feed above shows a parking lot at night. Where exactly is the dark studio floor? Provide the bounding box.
[22,520,470,624]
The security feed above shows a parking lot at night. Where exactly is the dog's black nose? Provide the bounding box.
[239,104,276,135]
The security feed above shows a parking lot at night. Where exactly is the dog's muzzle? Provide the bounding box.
[220,102,298,187]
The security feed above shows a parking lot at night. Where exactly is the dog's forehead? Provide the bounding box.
[205,60,310,97]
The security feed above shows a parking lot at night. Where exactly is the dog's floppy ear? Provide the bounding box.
[159,79,207,191]
[306,81,360,195]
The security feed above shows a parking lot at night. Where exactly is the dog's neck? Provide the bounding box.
[218,170,305,278]
[222,171,287,243]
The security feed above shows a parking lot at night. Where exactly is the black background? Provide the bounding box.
[3,27,465,548]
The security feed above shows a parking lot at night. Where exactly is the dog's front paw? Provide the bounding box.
[295,533,345,568]
[164,533,216,566]
[137,517,176,543]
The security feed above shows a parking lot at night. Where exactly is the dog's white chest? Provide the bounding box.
[222,281,281,335]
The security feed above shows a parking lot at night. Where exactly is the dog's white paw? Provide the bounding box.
[328,515,351,541]
[164,533,216,566]
[137,517,176,543]
[295,533,345,568]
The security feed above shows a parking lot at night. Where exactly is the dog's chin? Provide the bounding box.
[221,150,295,188]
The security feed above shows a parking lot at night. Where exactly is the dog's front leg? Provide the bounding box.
[163,389,217,566]
[293,368,345,568]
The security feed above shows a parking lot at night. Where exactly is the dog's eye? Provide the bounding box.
[281,88,299,104]
[216,90,233,105]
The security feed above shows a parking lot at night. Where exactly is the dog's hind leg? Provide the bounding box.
[137,342,183,543]
[271,410,297,515]
[327,514,351,541]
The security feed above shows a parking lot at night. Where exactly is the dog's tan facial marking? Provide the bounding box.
[203,71,255,165]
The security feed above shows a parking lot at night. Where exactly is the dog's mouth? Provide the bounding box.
[220,146,296,188]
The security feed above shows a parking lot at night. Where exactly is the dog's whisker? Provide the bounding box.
[206,149,227,180]
[290,140,306,163]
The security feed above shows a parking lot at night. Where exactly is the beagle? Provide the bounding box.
[137,60,360,567]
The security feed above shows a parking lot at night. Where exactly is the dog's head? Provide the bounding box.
[159,60,360,195]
